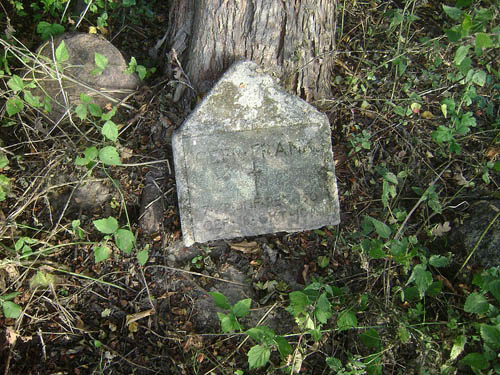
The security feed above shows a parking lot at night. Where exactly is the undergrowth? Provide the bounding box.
[1,0,499,374]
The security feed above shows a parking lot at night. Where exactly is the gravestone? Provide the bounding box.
[172,61,340,247]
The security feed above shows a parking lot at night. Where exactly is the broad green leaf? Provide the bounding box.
[383,172,398,184]
[72,219,84,239]
[0,156,8,169]
[2,301,22,319]
[360,328,381,349]
[361,215,374,235]
[94,245,111,263]
[7,75,24,93]
[75,146,99,166]
[326,357,342,371]
[494,161,500,172]
[15,237,37,254]
[289,291,310,309]
[274,336,292,358]
[458,112,476,130]
[461,13,473,34]
[248,344,271,369]
[432,126,453,144]
[0,292,19,302]
[247,326,275,344]
[426,281,442,297]
[362,239,385,259]
[460,353,488,369]
[75,103,87,120]
[29,270,56,289]
[136,65,147,80]
[450,335,466,361]
[217,312,239,333]
[480,324,500,349]
[427,197,443,214]
[80,93,92,104]
[397,325,410,344]
[407,264,432,298]
[309,327,322,341]
[472,70,487,87]
[454,45,470,66]
[36,22,64,40]
[115,229,135,254]
[24,91,41,108]
[445,26,462,42]
[232,298,251,318]
[487,280,500,303]
[122,0,136,6]
[440,103,448,118]
[442,5,463,21]
[464,293,489,314]
[476,33,493,48]
[55,41,69,62]
[337,310,357,331]
[209,291,231,310]
[429,255,450,268]
[393,105,407,117]
[370,217,391,239]
[125,56,138,74]
[102,120,118,142]
[88,103,103,117]
[101,107,117,121]
[99,146,121,165]
[93,216,119,234]
[94,52,108,70]
[314,292,332,324]
[317,255,329,268]
[137,249,149,266]
[6,97,24,116]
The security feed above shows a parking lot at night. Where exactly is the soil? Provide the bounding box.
[1,1,499,375]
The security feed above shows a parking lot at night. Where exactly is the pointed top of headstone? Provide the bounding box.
[173,61,340,246]
[179,61,326,135]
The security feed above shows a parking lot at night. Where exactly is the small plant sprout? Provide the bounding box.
[93,216,135,262]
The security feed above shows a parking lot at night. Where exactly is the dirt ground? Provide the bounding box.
[1,1,499,374]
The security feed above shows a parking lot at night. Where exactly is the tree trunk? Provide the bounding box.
[166,0,336,104]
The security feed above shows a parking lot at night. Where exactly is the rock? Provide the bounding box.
[452,200,500,268]
[172,60,340,246]
[27,32,140,123]
[139,170,165,234]
[165,240,202,266]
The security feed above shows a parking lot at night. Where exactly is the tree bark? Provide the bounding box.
[167,0,336,104]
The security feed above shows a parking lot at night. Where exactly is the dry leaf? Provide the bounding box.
[453,172,470,186]
[118,146,134,160]
[421,111,434,119]
[183,335,203,351]
[230,241,260,253]
[5,326,18,345]
[485,147,500,160]
[128,321,139,333]
[125,308,155,326]
[171,307,187,316]
[432,221,451,237]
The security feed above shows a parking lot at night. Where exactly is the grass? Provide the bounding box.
[1,0,500,374]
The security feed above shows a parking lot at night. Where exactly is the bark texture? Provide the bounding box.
[167,0,336,103]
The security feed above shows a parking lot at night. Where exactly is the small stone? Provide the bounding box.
[27,32,140,122]
[172,61,340,246]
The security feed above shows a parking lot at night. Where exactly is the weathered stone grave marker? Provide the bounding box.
[172,61,340,246]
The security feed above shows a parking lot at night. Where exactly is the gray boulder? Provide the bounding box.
[452,200,500,269]
[26,32,140,122]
